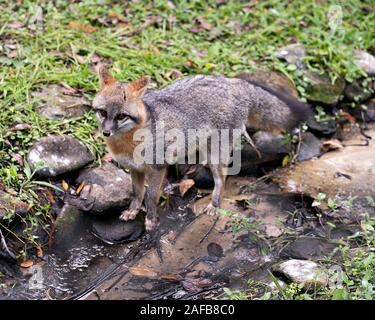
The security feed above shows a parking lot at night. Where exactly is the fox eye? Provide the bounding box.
[98,110,107,118]
[116,113,128,121]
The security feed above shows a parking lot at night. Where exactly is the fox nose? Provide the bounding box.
[103,130,111,137]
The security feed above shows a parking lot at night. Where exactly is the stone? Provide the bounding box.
[352,97,375,122]
[297,132,321,161]
[344,79,373,103]
[34,85,90,120]
[353,50,375,76]
[272,259,328,289]
[280,238,338,260]
[53,204,83,246]
[91,215,144,244]
[75,162,133,214]
[236,70,299,98]
[305,71,345,105]
[274,124,375,203]
[27,135,94,178]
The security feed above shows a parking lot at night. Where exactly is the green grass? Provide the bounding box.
[0,0,374,281]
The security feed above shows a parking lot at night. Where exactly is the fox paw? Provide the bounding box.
[203,203,219,216]
[145,217,159,232]
[119,208,139,221]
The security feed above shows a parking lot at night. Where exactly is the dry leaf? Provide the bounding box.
[102,153,113,162]
[282,154,290,167]
[339,111,357,124]
[68,22,97,33]
[160,274,181,281]
[44,189,55,204]
[62,180,69,191]
[76,181,85,195]
[166,230,177,242]
[322,139,344,152]
[20,260,33,268]
[179,179,195,197]
[8,21,25,29]
[129,267,158,278]
[12,153,24,167]
[37,244,43,258]
[9,123,32,131]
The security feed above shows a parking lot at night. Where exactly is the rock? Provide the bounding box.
[91,215,144,244]
[305,71,345,105]
[272,259,328,288]
[0,190,29,220]
[236,70,299,98]
[344,79,373,103]
[275,43,307,69]
[352,97,375,122]
[274,124,375,203]
[280,238,338,260]
[27,135,94,178]
[241,131,292,172]
[34,85,90,120]
[353,50,375,76]
[297,132,321,161]
[53,204,83,245]
[75,162,133,214]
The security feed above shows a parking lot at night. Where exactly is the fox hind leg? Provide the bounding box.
[204,163,227,216]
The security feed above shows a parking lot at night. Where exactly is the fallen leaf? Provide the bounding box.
[166,230,177,242]
[20,260,33,268]
[263,224,283,237]
[129,267,158,278]
[179,179,195,197]
[165,69,183,80]
[322,139,344,152]
[9,123,32,131]
[74,182,85,196]
[108,11,128,23]
[102,153,113,162]
[68,22,97,33]
[37,244,43,258]
[181,277,213,293]
[339,111,357,124]
[62,180,69,191]
[8,21,25,29]
[44,189,55,204]
[282,154,290,167]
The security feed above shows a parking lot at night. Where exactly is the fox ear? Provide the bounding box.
[98,65,117,89]
[126,76,151,99]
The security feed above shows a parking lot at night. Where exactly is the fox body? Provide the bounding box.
[93,66,312,231]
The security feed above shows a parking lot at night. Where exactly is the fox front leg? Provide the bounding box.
[120,169,145,221]
[144,167,167,231]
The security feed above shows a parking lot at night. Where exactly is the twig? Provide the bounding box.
[199,216,219,243]
[0,228,16,259]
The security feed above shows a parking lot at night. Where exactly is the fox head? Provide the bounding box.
[92,65,150,137]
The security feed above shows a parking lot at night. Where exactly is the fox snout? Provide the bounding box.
[102,120,115,137]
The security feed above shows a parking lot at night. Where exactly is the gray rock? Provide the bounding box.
[297,132,321,161]
[91,215,144,244]
[353,50,375,76]
[34,85,90,120]
[275,43,307,69]
[280,238,337,260]
[236,70,299,98]
[272,259,328,288]
[27,135,94,178]
[274,124,375,204]
[76,162,133,214]
[305,71,345,105]
[353,98,375,122]
[344,79,373,102]
[53,204,83,245]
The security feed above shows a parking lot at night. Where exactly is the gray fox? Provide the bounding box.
[93,66,312,231]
